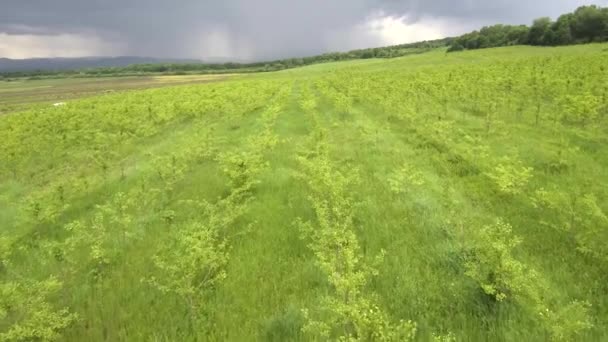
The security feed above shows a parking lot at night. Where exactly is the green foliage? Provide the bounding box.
[152,154,187,197]
[571,5,608,42]
[143,92,283,337]
[98,192,137,240]
[22,191,70,226]
[448,5,608,51]
[451,24,530,51]
[388,163,426,194]
[464,219,532,302]
[64,213,112,279]
[542,300,593,341]
[301,302,417,342]
[296,142,416,341]
[447,44,465,52]
[432,332,457,342]
[529,18,553,45]
[0,237,11,272]
[486,157,534,195]
[532,189,608,263]
[217,150,268,191]
[145,208,232,308]
[0,44,607,341]
[464,219,593,339]
[0,278,77,341]
[263,305,305,341]
[576,194,608,260]
[560,93,601,125]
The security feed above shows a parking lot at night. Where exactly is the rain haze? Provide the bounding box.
[0,0,604,60]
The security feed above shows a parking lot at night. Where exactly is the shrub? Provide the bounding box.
[486,157,534,195]
[0,278,77,342]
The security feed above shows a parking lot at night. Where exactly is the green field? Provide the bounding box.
[1,44,607,341]
[0,74,232,115]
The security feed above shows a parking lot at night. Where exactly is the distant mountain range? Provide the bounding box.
[0,56,210,72]
[0,40,448,75]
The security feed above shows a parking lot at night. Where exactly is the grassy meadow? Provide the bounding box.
[1,44,607,341]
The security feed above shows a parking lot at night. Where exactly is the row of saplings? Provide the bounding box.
[307,81,596,341]
[0,91,286,341]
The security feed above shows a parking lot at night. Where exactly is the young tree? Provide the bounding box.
[296,140,416,341]
[0,278,77,341]
[486,157,534,195]
[560,93,600,126]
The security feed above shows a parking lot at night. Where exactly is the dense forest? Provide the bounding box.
[448,5,608,51]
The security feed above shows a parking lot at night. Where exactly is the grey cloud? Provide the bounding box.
[0,0,604,59]
[0,24,65,36]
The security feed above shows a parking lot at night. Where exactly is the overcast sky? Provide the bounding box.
[0,0,604,60]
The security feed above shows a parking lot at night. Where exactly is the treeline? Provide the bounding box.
[449,5,608,52]
[0,39,448,80]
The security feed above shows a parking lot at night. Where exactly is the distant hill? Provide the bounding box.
[0,56,203,73]
[0,39,450,78]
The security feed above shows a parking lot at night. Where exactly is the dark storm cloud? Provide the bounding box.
[0,0,603,59]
